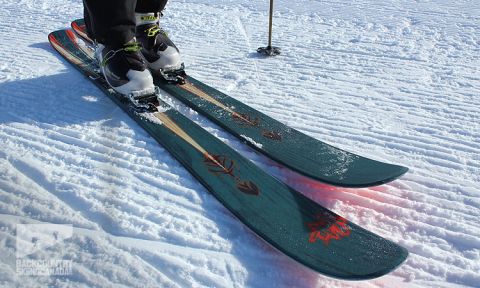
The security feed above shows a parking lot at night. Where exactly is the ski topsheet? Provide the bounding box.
[70,19,407,188]
[48,28,408,280]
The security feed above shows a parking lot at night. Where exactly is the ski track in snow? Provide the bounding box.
[0,0,479,287]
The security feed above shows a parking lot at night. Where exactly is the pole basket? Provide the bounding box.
[257,46,281,56]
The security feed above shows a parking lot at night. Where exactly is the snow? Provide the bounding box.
[240,135,263,148]
[0,0,479,287]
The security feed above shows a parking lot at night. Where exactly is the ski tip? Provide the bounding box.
[327,244,409,281]
[359,164,409,188]
[360,246,409,280]
[309,164,409,188]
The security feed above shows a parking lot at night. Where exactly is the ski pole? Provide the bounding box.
[257,0,281,56]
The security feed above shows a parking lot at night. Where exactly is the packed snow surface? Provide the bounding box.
[1,0,479,287]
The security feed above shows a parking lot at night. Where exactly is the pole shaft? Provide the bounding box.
[268,0,274,47]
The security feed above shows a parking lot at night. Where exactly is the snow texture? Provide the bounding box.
[0,0,479,287]
[240,135,263,149]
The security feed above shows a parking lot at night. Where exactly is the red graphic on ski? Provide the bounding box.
[307,215,351,245]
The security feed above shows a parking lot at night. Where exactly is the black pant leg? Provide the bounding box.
[135,0,169,13]
[83,4,94,40]
[83,0,137,47]
[82,0,169,46]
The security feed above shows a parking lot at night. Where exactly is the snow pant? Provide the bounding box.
[83,0,168,47]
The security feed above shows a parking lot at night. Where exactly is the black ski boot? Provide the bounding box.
[135,12,183,73]
[95,40,155,97]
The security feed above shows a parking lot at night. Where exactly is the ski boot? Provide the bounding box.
[135,12,185,83]
[96,39,155,98]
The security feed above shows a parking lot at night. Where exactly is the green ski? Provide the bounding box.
[48,28,408,280]
[70,18,408,188]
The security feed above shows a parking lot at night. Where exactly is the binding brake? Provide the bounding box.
[158,63,186,84]
[127,86,161,112]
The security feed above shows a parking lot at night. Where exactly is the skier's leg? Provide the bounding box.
[135,0,183,72]
[82,0,154,97]
[82,0,136,47]
[83,4,94,40]
[136,0,169,13]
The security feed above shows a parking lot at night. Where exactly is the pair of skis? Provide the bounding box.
[47,20,408,280]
